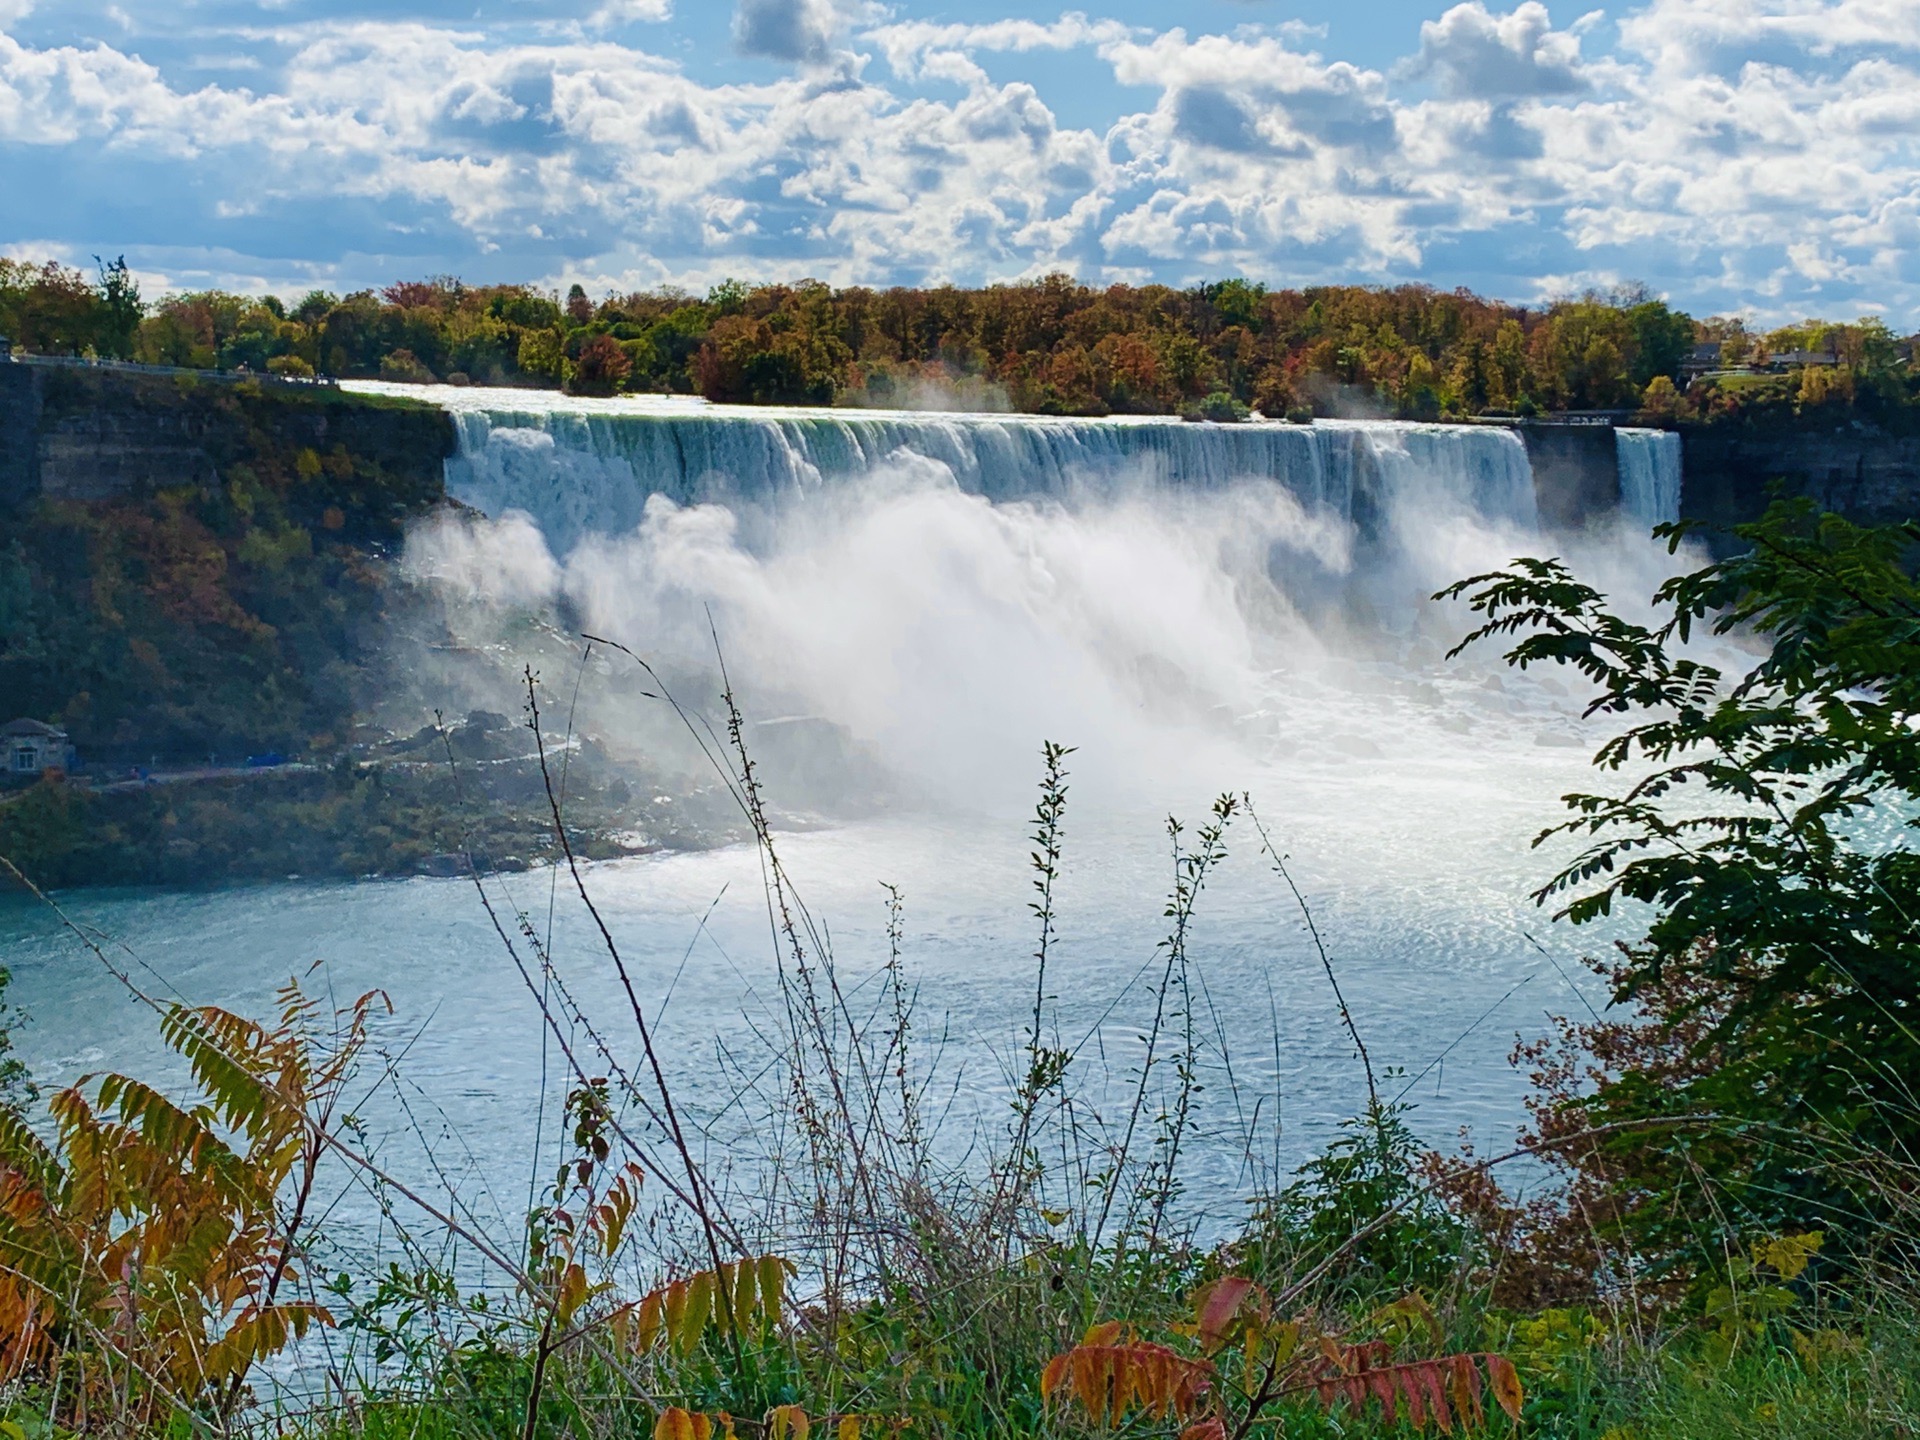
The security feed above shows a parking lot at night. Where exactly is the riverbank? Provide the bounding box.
[0,710,746,889]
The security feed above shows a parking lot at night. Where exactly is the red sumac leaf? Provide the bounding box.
[1486,1353,1525,1421]
[1418,1362,1453,1436]
[1368,1366,1399,1418]
[1398,1365,1428,1430]
[1196,1276,1260,1352]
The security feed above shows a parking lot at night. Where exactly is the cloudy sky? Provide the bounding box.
[1,0,1915,321]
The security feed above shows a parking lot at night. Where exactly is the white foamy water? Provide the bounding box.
[2,388,1697,1287]
[1615,427,1683,529]
[392,383,1540,559]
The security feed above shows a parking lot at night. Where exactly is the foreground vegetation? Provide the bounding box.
[4,255,1915,423]
[1,498,1917,1438]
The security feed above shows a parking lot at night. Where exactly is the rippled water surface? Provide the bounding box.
[1,392,1690,1268]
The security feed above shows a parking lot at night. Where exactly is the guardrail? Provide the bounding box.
[3,352,338,389]
[1465,410,1637,427]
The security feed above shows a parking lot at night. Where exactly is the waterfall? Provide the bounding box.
[1615,427,1683,528]
[347,384,1539,555]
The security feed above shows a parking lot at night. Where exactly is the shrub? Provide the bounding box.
[1183,390,1250,423]
[377,348,434,383]
[570,334,632,396]
[1440,497,1920,1264]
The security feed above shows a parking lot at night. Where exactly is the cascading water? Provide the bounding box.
[398,385,1540,560]
[1615,427,1684,528]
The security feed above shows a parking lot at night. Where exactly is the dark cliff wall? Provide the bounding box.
[1679,419,1920,533]
[0,364,43,511]
[1518,424,1620,529]
[0,365,454,764]
[1,364,453,515]
[1494,415,1920,537]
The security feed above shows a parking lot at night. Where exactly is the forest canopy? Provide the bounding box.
[2,257,1914,423]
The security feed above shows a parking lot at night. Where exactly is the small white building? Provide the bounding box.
[4,719,75,776]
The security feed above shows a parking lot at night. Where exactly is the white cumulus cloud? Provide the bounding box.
[1406,2,1589,97]
[0,1,1914,323]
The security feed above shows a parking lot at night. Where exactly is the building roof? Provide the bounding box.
[2,718,66,739]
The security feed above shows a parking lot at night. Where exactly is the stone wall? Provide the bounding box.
[1489,414,1920,537]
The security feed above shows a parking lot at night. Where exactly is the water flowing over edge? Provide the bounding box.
[1615,427,1684,529]
[346,384,1683,557]
[347,384,1563,545]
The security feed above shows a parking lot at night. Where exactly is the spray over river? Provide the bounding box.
[1,390,1691,1252]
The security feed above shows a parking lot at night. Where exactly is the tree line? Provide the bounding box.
[3,255,1914,422]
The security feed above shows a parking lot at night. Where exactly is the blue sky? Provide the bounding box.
[2,0,1916,322]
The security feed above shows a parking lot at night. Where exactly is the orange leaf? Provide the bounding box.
[655,1408,711,1440]
[1180,1421,1227,1440]
[1449,1354,1484,1428]
[1485,1353,1524,1422]
[1072,1349,1106,1423]
[1040,1353,1070,1403]
[1416,1362,1453,1436]
[663,1278,689,1347]
[635,1290,665,1351]
[1044,1340,1212,1426]
[556,1261,589,1327]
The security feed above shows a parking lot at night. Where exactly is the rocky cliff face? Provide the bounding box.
[0,363,40,510]
[0,363,452,515]
[1516,423,1620,528]
[1679,417,1920,534]
[1505,413,1920,539]
[0,363,455,765]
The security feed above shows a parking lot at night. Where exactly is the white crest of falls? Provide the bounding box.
[347,384,1543,555]
[1615,428,1683,528]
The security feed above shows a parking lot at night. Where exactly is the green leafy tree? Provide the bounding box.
[1442,500,1920,1236]
[1626,300,1695,387]
[93,255,142,359]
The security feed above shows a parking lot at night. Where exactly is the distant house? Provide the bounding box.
[4,719,75,777]
[1769,348,1840,370]
[1680,341,1723,379]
